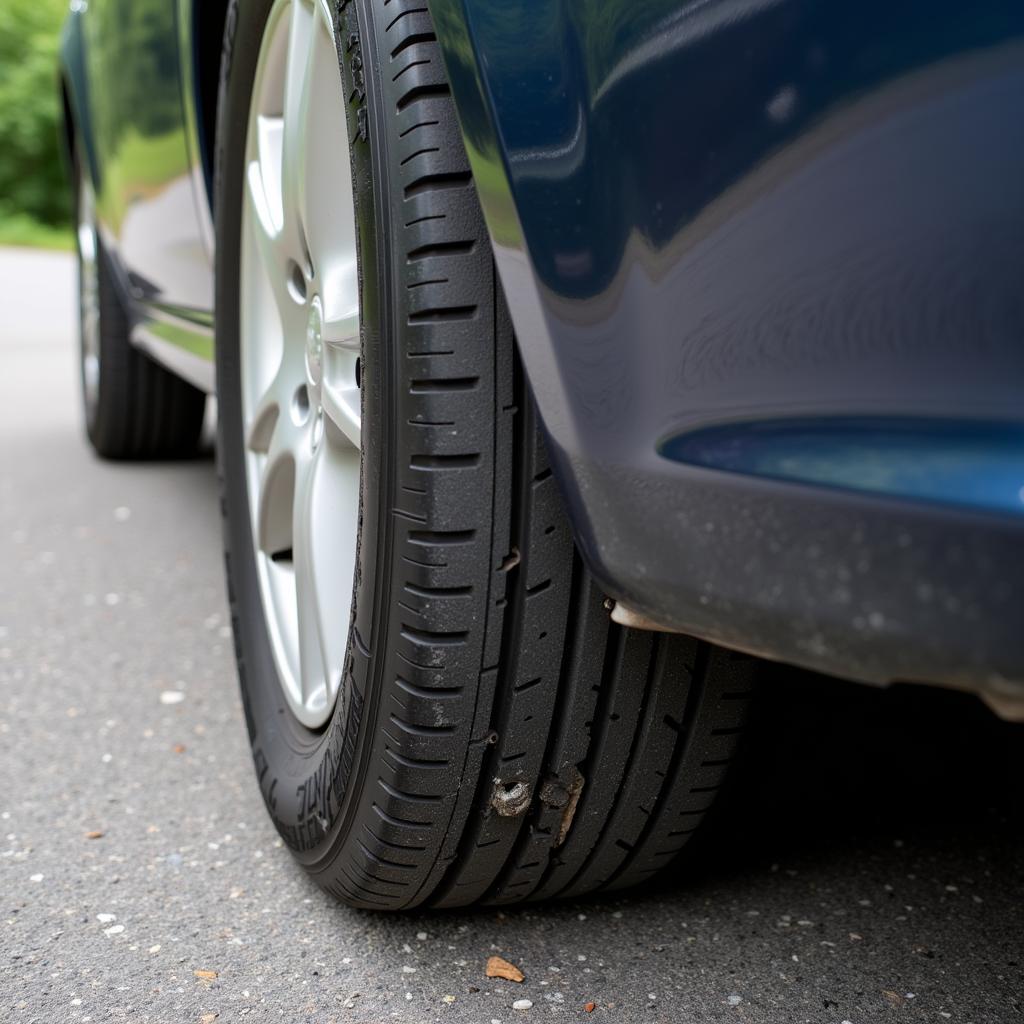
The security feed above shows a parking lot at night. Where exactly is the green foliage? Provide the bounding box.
[0,211,72,250]
[0,0,70,227]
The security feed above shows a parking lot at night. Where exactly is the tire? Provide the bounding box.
[215,0,754,909]
[74,157,206,460]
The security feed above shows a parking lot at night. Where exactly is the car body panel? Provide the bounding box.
[60,0,214,391]
[429,0,1024,704]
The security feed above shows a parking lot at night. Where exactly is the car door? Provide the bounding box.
[82,0,212,317]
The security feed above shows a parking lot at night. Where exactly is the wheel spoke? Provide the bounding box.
[302,4,359,300]
[244,158,293,309]
[253,405,301,561]
[243,144,312,416]
[280,0,315,257]
[321,304,360,351]
[292,437,358,713]
[247,342,307,555]
[293,449,327,713]
[320,285,361,449]
[322,376,361,450]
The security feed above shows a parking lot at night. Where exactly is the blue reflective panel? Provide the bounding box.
[660,419,1024,516]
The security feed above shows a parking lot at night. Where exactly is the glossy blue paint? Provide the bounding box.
[432,0,1024,690]
[433,0,1024,439]
[661,418,1024,518]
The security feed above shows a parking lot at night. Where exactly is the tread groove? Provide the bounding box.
[603,644,711,889]
[403,170,472,198]
[396,83,450,112]
[407,304,478,324]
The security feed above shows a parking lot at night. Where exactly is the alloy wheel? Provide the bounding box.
[239,0,360,729]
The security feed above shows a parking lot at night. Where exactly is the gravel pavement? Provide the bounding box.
[1,247,1022,1023]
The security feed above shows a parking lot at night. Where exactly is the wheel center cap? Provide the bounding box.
[305,295,324,389]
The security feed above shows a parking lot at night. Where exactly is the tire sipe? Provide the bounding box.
[215,0,754,909]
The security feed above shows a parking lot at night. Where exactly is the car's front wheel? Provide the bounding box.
[215,0,754,910]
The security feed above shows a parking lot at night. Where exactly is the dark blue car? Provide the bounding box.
[59,0,1024,908]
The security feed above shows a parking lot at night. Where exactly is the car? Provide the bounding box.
[58,0,1024,909]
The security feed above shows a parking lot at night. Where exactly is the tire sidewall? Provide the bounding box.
[214,0,390,861]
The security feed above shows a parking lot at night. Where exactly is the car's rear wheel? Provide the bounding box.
[74,158,206,460]
[216,0,754,909]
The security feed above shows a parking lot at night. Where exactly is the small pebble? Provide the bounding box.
[159,691,185,705]
[512,999,533,1010]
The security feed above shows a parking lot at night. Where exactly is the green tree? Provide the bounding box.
[0,0,70,226]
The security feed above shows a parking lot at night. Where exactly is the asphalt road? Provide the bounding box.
[1,247,1022,1023]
